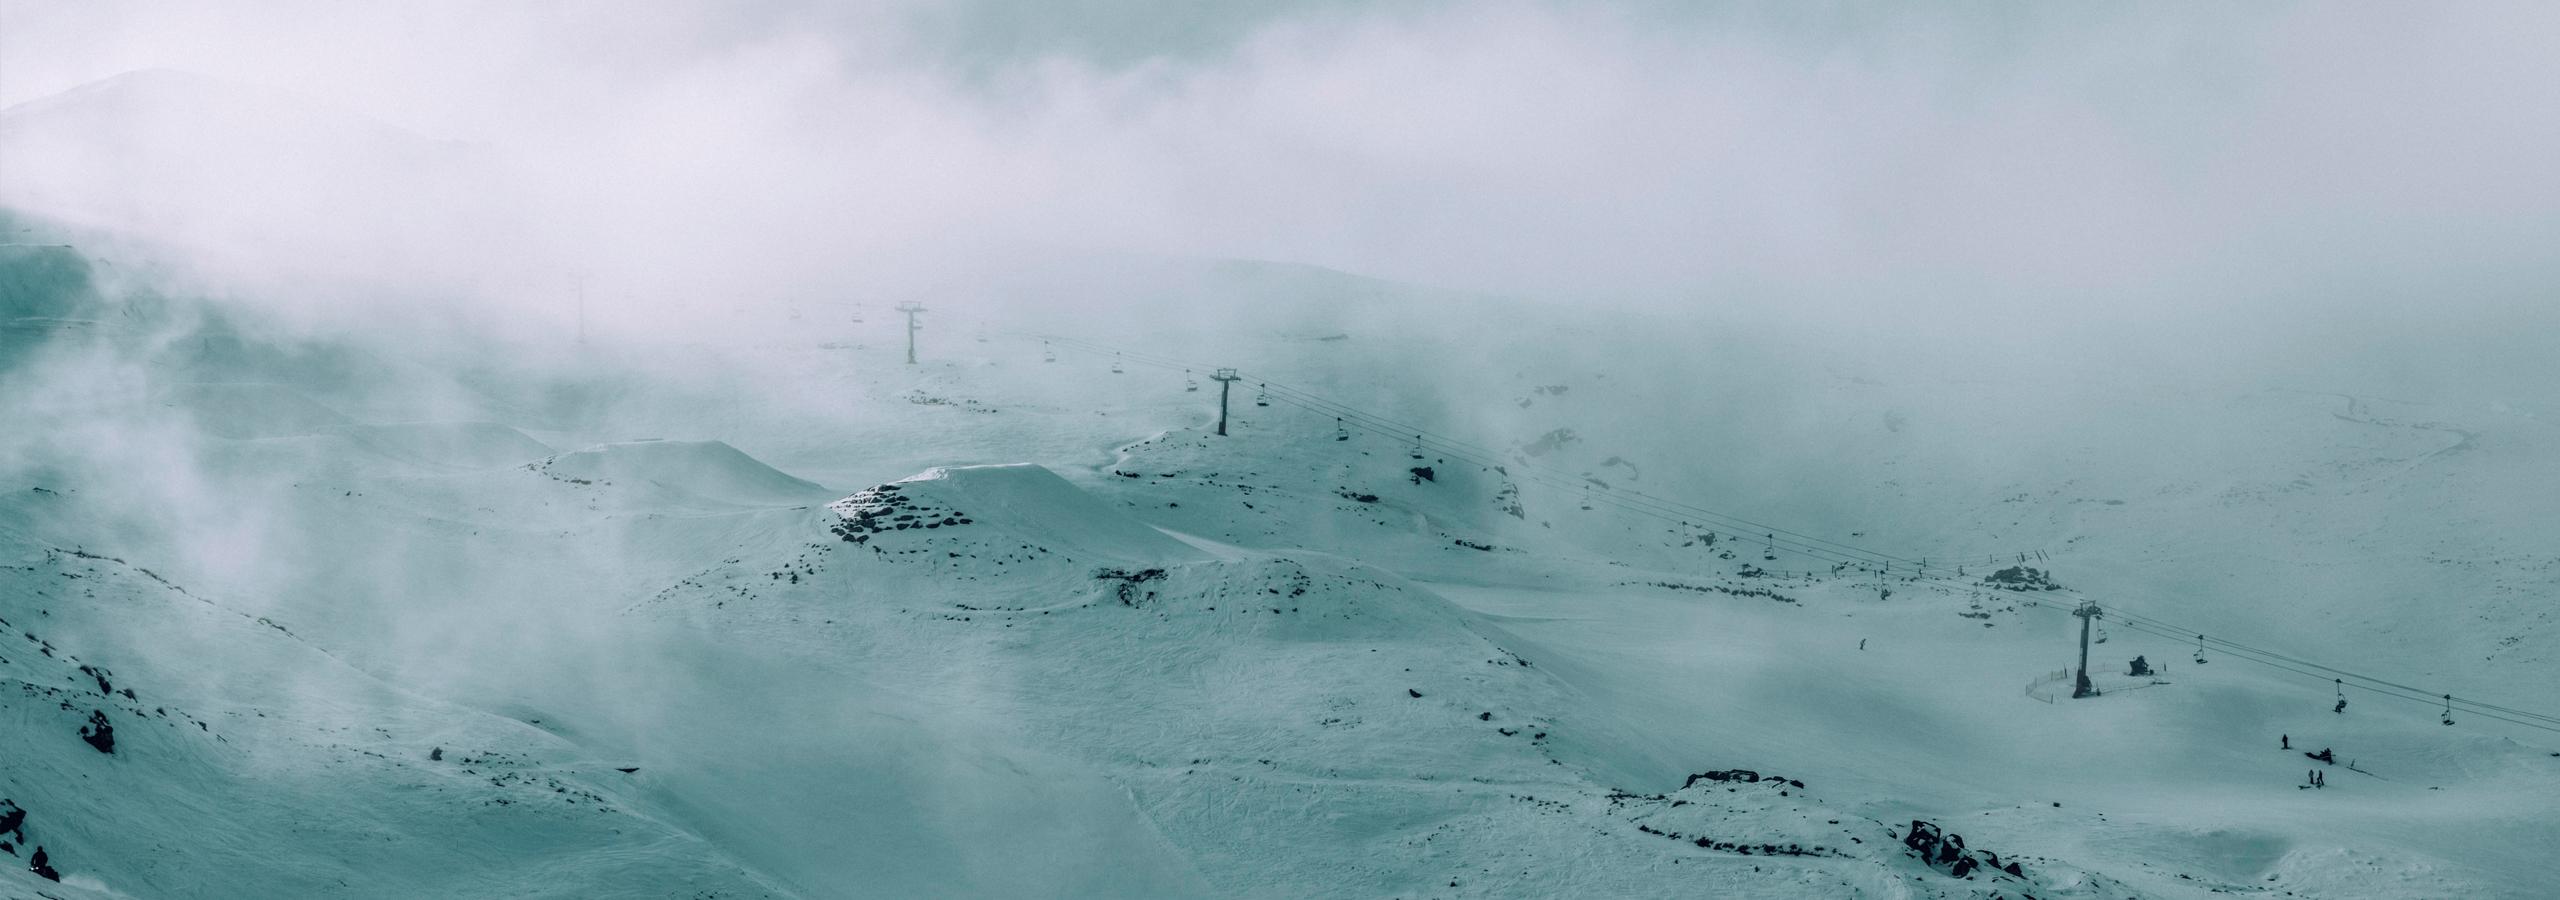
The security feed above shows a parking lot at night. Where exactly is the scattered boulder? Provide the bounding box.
[1982,566,2063,592]
[79,710,114,754]
[1902,819,2026,882]
[1684,769,1762,788]
[1094,567,1170,605]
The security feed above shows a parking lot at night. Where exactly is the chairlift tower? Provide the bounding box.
[895,302,926,364]
[2072,600,2104,699]
[1211,368,1242,436]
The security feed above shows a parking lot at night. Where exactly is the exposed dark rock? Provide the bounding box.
[1983,566,2063,592]
[1684,769,1762,788]
[1902,819,2025,882]
[79,710,114,754]
[1094,568,1170,605]
[77,664,111,695]
[1630,580,1798,605]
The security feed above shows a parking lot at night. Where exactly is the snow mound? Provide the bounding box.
[831,464,1203,565]
[159,382,354,438]
[337,421,552,470]
[537,440,829,507]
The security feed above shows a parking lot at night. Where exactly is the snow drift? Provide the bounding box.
[535,439,830,508]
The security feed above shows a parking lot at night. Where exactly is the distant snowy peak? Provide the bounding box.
[0,68,482,208]
[0,68,457,150]
[0,68,510,291]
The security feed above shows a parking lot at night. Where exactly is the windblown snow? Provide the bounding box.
[1,85,2555,895]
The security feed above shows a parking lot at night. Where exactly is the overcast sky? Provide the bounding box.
[5,1,2557,341]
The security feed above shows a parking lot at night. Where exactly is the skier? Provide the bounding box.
[2281,734,2290,750]
[1858,638,1867,651]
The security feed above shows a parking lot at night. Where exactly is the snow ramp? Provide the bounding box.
[539,439,831,507]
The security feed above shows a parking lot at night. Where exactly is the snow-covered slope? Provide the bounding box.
[3,238,2555,897]
[0,513,779,898]
[616,462,2252,898]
